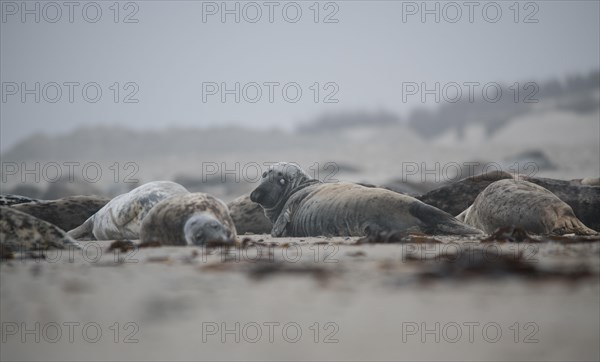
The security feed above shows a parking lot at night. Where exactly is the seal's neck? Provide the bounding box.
[264,176,321,223]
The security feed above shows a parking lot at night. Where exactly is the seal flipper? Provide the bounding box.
[456,206,471,221]
[272,208,291,237]
[409,201,483,235]
[552,215,597,235]
[67,216,95,240]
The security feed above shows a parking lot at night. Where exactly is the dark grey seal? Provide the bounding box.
[0,194,41,207]
[417,171,514,216]
[250,162,482,237]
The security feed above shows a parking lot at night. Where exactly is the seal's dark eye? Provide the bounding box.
[262,172,267,178]
[277,172,283,177]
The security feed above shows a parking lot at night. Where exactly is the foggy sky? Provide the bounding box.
[1,0,599,151]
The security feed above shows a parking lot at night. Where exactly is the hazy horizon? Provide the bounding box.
[2,0,599,151]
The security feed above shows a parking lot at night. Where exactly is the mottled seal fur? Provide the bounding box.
[11,196,110,232]
[140,193,237,246]
[250,162,482,237]
[227,194,272,234]
[521,176,600,232]
[1,207,80,252]
[0,194,41,207]
[417,172,600,232]
[458,179,596,235]
[67,181,189,240]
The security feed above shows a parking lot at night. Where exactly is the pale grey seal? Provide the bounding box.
[521,176,599,231]
[458,179,597,235]
[67,181,189,240]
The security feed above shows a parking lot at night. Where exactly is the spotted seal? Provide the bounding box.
[417,172,600,231]
[12,195,110,232]
[457,179,597,235]
[1,207,80,253]
[140,193,236,245]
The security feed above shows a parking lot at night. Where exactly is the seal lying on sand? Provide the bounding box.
[227,194,272,235]
[417,171,513,216]
[250,162,482,237]
[0,194,41,207]
[140,193,236,246]
[12,196,110,232]
[521,176,600,232]
[1,207,80,252]
[417,172,600,232]
[457,179,597,235]
[67,181,189,240]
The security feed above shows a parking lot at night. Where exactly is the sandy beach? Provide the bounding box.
[2,235,599,361]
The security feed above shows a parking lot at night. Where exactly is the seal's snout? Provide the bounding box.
[204,228,231,246]
[250,189,262,203]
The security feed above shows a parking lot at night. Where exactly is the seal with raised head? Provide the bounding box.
[140,193,237,246]
[457,179,597,235]
[67,181,189,240]
[250,162,482,237]
[1,207,80,253]
[12,195,110,232]
[227,194,272,235]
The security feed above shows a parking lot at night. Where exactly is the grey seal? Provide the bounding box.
[12,195,110,232]
[458,179,597,235]
[521,176,599,231]
[67,181,189,240]
[417,171,514,216]
[1,207,80,252]
[227,194,272,235]
[418,172,600,231]
[249,162,482,237]
[0,194,41,207]
[140,193,237,246]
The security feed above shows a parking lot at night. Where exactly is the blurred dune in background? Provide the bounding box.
[2,71,599,202]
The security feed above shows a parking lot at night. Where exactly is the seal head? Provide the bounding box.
[250,162,319,223]
[183,213,232,245]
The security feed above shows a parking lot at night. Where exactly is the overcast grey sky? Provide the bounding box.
[1,0,599,150]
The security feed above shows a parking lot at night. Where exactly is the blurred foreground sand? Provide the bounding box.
[2,236,599,361]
